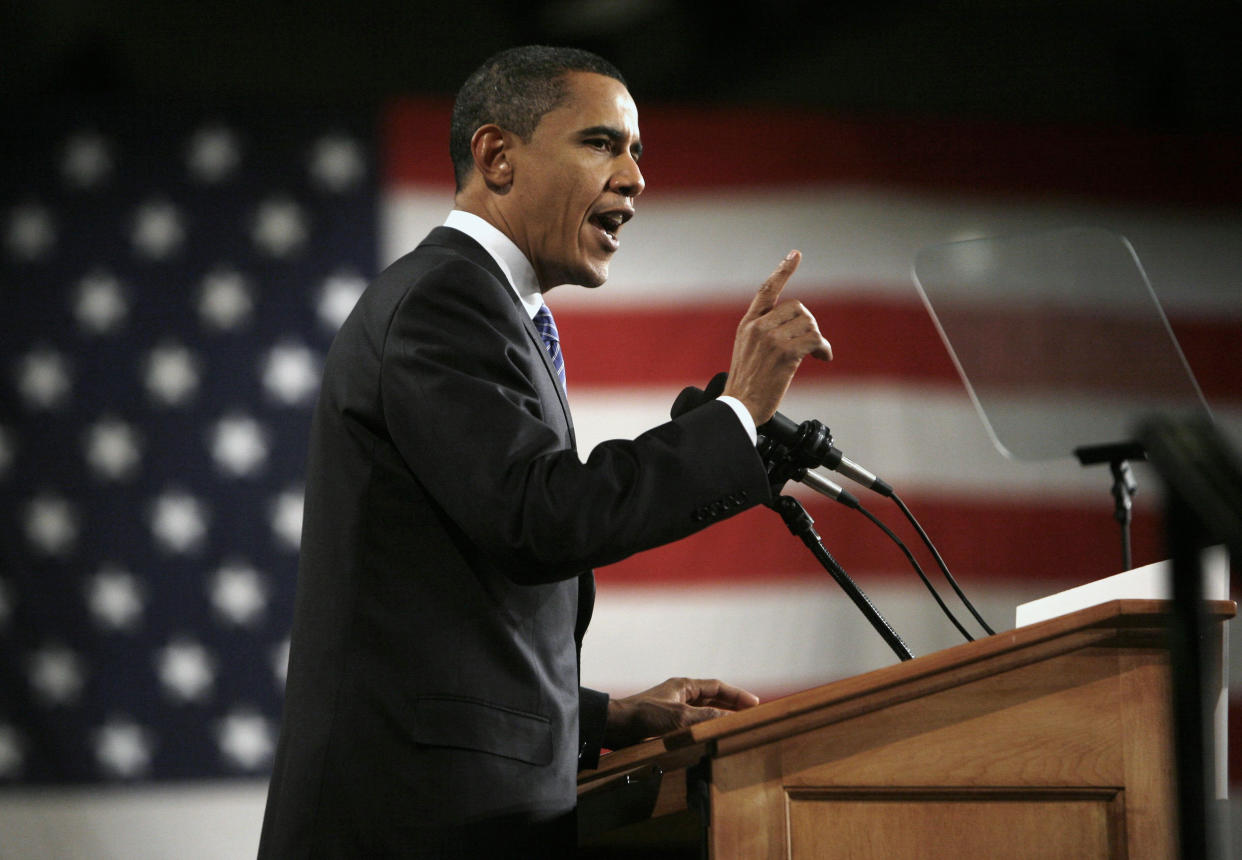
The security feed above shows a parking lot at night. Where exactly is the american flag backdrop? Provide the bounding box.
[2,97,1241,856]
[0,105,376,789]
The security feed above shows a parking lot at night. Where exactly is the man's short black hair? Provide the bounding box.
[450,45,628,191]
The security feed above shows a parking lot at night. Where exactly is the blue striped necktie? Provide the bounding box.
[533,303,566,391]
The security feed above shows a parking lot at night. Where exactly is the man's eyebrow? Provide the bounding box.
[578,125,643,159]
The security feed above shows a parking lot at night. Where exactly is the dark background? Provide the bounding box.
[6,0,1241,132]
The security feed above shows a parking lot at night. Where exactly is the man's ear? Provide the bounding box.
[470,124,513,192]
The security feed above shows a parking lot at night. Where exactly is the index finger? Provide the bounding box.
[741,250,801,321]
[685,678,761,711]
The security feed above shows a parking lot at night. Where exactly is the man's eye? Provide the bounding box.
[586,139,611,150]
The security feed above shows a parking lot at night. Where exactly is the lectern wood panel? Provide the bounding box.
[709,645,1164,858]
[786,787,1124,860]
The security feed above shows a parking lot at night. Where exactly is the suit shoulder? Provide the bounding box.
[329,247,494,343]
[380,242,496,290]
[327,233,522,369]
[370,242,512,311]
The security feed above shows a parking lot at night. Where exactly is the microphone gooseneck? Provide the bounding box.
[670,372,996,642]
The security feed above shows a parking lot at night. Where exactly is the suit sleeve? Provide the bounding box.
[577,687,610,771]
[379,259,772,583]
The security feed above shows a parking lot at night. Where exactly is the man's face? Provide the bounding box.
[500,72,644,290]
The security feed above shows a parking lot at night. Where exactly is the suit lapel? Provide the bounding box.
[421,227,577,448]
[422,227,594,642]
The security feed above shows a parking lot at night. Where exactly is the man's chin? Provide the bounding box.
[542,256,611,290]
[570,262,610,289]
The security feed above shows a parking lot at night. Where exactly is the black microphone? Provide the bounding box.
[671,373,865,506]
[799,468,862,509]
[672,371,892,497]
[758,411,893,497]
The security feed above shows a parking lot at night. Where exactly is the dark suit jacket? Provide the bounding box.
[258,226,770,857]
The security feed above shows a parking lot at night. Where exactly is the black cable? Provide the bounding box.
[763,434,978,643]
[889,490,995,637]
[852,501,975,643]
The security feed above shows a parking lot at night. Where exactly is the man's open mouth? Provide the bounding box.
[589,210,631,247]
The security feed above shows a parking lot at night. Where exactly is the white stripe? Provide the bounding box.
[569,383,1242,500]
[581,580,1241,705]
[580,581,1034,695]
[384,188,1242,315]
[0,780,267,860]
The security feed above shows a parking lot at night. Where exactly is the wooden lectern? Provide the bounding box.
[577,599,1234,858]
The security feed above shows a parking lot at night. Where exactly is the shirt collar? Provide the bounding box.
[444,210,543,319]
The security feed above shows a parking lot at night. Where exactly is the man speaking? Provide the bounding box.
[259,45,831,858]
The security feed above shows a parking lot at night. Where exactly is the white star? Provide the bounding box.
[197,268,254,331]
[149,489,209,555]
[215,708,275,771]
[5,204,56,261]
[260,342,320,406]
[86,565,145,631]
[270,487,304,551]
[155,638,215,703]
[27,644,85,705]
[131,199,185,260]
[209,413,269,477]
[186,125,241,183]
[144,342,201,407]
[251,197,308,257]
[93,717,154,779]
[24,493,78,557]
[0,425,13,479]
[308,134,366,192]
[316,270,367,332]
[271,638,290,688]
[73,270,128,335]
[61,131,113,189]
[0,725,24,778]
[16,347,72,410]
[209,561,268,626]
[84,416,142,481]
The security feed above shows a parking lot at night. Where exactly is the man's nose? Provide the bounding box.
[611,155,644,198]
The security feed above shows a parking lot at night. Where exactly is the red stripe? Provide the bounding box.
[557,294,1242,402]
[595,492,1166,588]
[383,98,1242,206]
[559,294,953,389]
[383,98,453,187]
[1170,317,1242,406]
[920,300,1236,400]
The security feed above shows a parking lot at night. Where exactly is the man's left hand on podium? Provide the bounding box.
[602,677,760,749]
